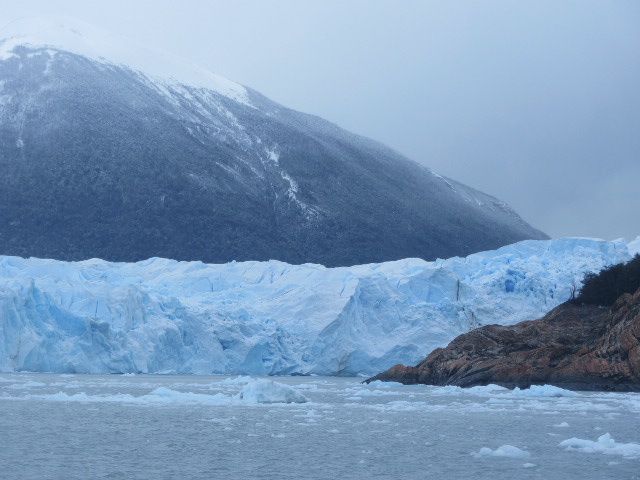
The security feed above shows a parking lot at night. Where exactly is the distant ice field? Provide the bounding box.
[0,373,638,479]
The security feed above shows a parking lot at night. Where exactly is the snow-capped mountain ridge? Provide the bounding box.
[0,16,546,266]
[0,237,636,375]
[0,15,252,105]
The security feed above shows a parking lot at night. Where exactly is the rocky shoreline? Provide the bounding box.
[368,287,640,392]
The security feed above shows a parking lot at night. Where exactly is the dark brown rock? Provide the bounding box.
[368,288,640,391]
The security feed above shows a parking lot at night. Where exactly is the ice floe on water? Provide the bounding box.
[18,387,235,406]
[364,380,404,388]
[7,380,46,389]
[218,375,254,385]
[428,384,509,396]
[559,434,640,459]
[0,373,639,478]
[240,379,308,404]
[473,445,530,459]
[0,374,634,417]
[511,385,578,398]
[0,376,308,406]
[410,383,576,399]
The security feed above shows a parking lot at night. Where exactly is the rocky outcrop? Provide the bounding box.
[368,288,640,391]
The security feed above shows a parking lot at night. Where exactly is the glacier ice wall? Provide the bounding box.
[0,237,636,375]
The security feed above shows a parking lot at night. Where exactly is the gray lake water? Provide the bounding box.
[0,373,639,479]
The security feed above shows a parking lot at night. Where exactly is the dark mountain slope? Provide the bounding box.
[0,18,547,266]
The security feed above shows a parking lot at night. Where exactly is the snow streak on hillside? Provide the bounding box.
[0,237,636,375]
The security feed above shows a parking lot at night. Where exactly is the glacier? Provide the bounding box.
[0,237,637,375]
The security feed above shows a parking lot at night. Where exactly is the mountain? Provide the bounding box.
[367,257,640,391]
[0,17,546,266]
[0,237,636,375]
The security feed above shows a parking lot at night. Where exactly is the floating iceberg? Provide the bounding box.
[511,385,578,398]
[472,445,530,459]
[559,433,640,459]
[239,379,308,404]
[4,387,235,406]
[0,237,636,375]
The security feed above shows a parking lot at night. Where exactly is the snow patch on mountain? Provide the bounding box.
[262,145,320,218]
[0,15,252,105]
[0,237,636,375]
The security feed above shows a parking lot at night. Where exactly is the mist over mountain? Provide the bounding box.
[0,17,546,266]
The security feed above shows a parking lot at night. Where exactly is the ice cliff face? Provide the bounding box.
[0,16,546,267]
[0,237,636,375]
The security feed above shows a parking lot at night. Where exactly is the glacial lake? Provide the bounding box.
[0,373,638,479]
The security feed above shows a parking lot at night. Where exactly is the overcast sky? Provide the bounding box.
[1,1,639,240]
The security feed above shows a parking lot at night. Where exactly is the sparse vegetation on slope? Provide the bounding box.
[575,255,640,306]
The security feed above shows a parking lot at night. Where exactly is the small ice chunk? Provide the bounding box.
[466,384,509,394]
[366,380,404,388]
[18,387,234,406]
[522,463,536,468]
[430,384,508,396]
[239,379,307,404]
[553,422,570,428]
[511,385,578,397]
[219,375,253,385]
[295,383,318,391]
[473,445,530,459]
[559,433,640,458]
[9,380,46,389]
